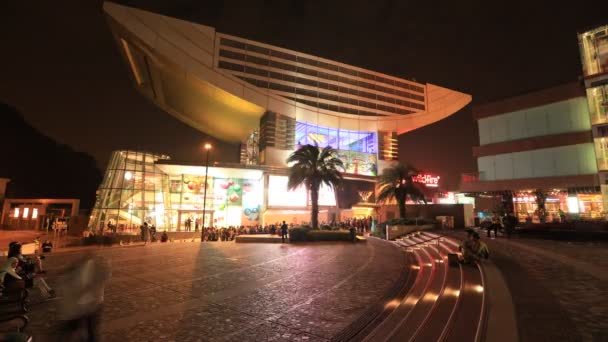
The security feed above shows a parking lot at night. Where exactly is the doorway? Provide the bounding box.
[177,210,213,232]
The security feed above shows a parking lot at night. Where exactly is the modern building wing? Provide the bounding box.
[461,82,603,221]
[103,1,470,168]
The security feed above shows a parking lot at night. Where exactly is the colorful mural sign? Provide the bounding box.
[336,150,377,176]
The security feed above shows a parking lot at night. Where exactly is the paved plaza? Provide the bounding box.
[26,238,406,341]
[13,231,608,342]
[450,231,608,342]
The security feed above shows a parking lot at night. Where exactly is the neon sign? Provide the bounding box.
[413,173,440,187]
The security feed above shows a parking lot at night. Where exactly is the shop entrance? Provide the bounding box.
[177,210,213,232]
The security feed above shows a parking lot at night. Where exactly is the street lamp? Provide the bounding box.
[201,143,212,240]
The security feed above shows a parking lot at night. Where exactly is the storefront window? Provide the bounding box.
[513,192,567,223]
[513,191,604,222]
[577,194,604,218]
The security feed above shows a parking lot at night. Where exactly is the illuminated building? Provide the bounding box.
[578,23,608,212]
[88,3,471,232]
[461,24,608,221]
[461,82,604,221]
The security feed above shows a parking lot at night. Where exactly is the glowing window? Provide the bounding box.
[23,207,29,219]
[13,208,20,218]
[32,208,39,219]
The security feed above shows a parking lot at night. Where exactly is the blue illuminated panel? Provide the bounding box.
[295,121,377,153]
[295,122,378,176]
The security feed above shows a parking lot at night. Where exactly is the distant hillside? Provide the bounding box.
[0,103,102,210]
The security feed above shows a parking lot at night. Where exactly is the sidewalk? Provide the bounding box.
[448,228,608,341]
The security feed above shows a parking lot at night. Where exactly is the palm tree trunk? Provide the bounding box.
[311,186,319,229]
[398,199,406,219]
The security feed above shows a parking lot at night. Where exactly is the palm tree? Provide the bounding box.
[287,144,344,229]
[376,163,426,219]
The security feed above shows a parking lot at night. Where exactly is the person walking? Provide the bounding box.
[280,221,288,243]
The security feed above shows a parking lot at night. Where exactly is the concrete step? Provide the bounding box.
[433,235,485,342]
[379,232,486,342]
[364,237,438,342]
[387,241,448,341]
[411,241,462,342]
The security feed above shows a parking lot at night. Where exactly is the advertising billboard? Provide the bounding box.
[268,175,307,207]
[268,175,336,207]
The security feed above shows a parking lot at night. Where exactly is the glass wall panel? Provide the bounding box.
[338,130,350,150]
[109,169,125,189]
[120,189,133,208]
[144,173,157,191]
[105,189,121,209]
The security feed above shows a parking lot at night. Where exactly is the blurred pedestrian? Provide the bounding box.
[0,257,24,293]
[143,224,151,246]
[58,253,111,342]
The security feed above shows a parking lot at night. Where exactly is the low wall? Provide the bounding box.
[381,204,467,228]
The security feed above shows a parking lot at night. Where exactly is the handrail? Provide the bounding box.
[399,233,452,248]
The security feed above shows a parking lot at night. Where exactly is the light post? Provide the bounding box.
[201,143,212,240]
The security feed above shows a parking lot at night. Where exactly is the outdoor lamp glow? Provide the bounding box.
[204,143,212,150]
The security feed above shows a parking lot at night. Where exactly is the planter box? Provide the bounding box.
[387,224,434,240]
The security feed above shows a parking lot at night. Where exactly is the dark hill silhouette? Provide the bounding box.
[0,103,101,210]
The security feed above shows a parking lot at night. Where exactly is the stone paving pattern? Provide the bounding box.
[25,238,407,341]
[451,231,608,342]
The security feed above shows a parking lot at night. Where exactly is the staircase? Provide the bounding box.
[362,231,487,342]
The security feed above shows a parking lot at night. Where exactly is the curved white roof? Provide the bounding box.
[104,2,471,141]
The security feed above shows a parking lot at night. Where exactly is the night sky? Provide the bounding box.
[1,0,607,190]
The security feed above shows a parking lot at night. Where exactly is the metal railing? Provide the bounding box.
[397,232,451,248]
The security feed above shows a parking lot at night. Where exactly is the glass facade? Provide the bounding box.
[88,151,171,234]
[89,151,265,233]
[578,25,608,77]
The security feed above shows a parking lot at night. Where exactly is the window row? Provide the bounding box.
[236,75,413,115]
[218,45,425,96]
[218,56,424,105]
[220,61,422,112]
[285,97,383,116]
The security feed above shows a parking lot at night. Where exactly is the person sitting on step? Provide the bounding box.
[460,232,489,264]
